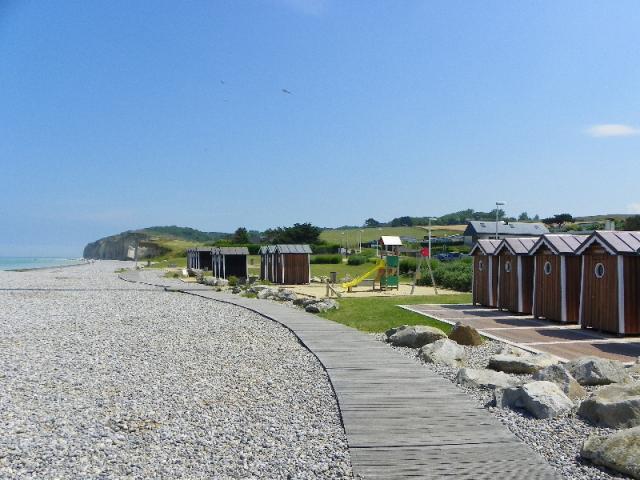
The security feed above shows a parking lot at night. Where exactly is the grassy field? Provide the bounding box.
[319,226,459,245]
[146,238,198,268]
[310,261,377,280]
[317,293,472,333]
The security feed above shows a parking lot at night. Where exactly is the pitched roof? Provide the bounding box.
[379,235,403,246]
[275,244,312,254]
[217,247,249,255]
[495,237,537,255]
[576,231,640,255]
[465,221,549,236]
[469,239,502,256]
[529,234,586,255]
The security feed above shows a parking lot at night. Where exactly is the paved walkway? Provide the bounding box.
[404,304,640,363]
[122,271,558,479]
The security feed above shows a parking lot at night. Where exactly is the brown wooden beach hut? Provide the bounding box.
[211,247,249,279]
[470,239,501,307]
[259,244,312,284]
[530,234,584,323]
[576,231,640,334]
[186,247,213,270]
[495,237,537,314]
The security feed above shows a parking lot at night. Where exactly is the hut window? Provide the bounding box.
[543,261,552,276]
[504,260,512,273]
[478,260,484,272]
[594,263,605,279]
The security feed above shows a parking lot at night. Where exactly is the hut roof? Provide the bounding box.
[529,234,586,255]
[576,231,640,255]
[495,237,537,255]
[275,244,312,254]
[188,247,214,253]
[379,236,403,246]
[469,239,502,256]
[216,247,249,255]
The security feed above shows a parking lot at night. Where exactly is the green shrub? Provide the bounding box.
[347,255,367,265]
[227,275,238,287]
[399,258,417,274]
[416,258,472,292]
[311,243,341,254]
[311,254,342,264]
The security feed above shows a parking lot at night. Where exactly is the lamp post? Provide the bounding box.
[495,201,506,239]
[341,232,345,255]
[359,230,364,253]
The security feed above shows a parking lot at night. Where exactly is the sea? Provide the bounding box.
[0,257,84,271]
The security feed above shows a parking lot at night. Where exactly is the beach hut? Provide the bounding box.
[529,234,585,323]
[186,247,213,270]
[259,244,312,284]
[211,247,249,279]
[495,237,537,314]
[575,231,640,334]
[470,239,501,307]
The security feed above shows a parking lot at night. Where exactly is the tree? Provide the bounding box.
[232,227,250,244]
[533,214,540,221]
[263,223,322,244]
[542,213,574,226]
[518,212,530,221]
[364,218,381,227]
[625,215,640,231]
[390,216,413,227]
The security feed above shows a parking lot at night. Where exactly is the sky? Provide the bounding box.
[1,0,639,256]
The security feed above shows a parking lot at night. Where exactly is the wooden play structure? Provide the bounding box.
[576,231,640,334]
[470,239,501,307]
[259,244,312,285]
[530,234,584,323]
[342,236,402,291]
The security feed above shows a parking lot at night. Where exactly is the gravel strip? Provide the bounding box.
[376,334,630,480]
[0,262,352,479]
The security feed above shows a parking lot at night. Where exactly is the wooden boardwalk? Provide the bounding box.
[122,272,559,479]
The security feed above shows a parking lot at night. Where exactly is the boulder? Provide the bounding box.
[387,325,447,348]
[305,299,338,313]
[231,286,242,294]
[495,381,573,419]
[455,368,523,390]
[581,427,640,479]
[215,278,229,287]
[532,364,586,400]
[567,356,631,386]
[448,322,483,346]
[257,288,277,300]
[578,383,640,428]
[293,298,317,307]
[249,285,270,294]
[419,339,466,368]
[276,289,297,302]
[488,353,559,374]
[310,276,322,283]
[497,345,530,357]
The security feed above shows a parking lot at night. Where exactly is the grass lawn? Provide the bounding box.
[317,293,472,333]
[319,226,458,245]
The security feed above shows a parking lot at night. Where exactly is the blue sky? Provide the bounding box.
[1,0,639,256]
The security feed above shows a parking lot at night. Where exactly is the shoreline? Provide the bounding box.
[4,260,91,273]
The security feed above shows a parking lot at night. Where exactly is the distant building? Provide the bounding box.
[463,221,549,246]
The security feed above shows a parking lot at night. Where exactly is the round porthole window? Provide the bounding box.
[594,263,605,279]
[504,261,512,273]
[478,260,484,272]
[544,261,552,276]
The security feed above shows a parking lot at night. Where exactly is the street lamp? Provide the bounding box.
[359,230,364,253]
[428,217,437,259]
[495,201,506,239]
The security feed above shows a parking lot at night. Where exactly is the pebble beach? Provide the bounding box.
[0,262,352,479]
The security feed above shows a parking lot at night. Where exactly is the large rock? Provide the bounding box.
[386,325,447,348]
[495,381,573,419]
[455,368,522,390]
[276,289,297,302]
[419,339,466,368]
[257,288,278,300]
[305,299,339,313]
[448,322,483,346]
[581,427,640,479]
[567,356,631,386]
[578,383,640,428]
[532,364,586,400]
[488,353,558,374]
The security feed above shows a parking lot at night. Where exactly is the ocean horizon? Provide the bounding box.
[0,256,84,271]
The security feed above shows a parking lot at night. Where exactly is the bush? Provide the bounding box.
[311,254,342,264]
[416,257,472,292]
[399,258,417,274]
[347,255,367,265]
[227,275,239,287]
[311,243,341,254]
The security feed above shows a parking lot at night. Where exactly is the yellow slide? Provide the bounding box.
[341,259,386,289]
